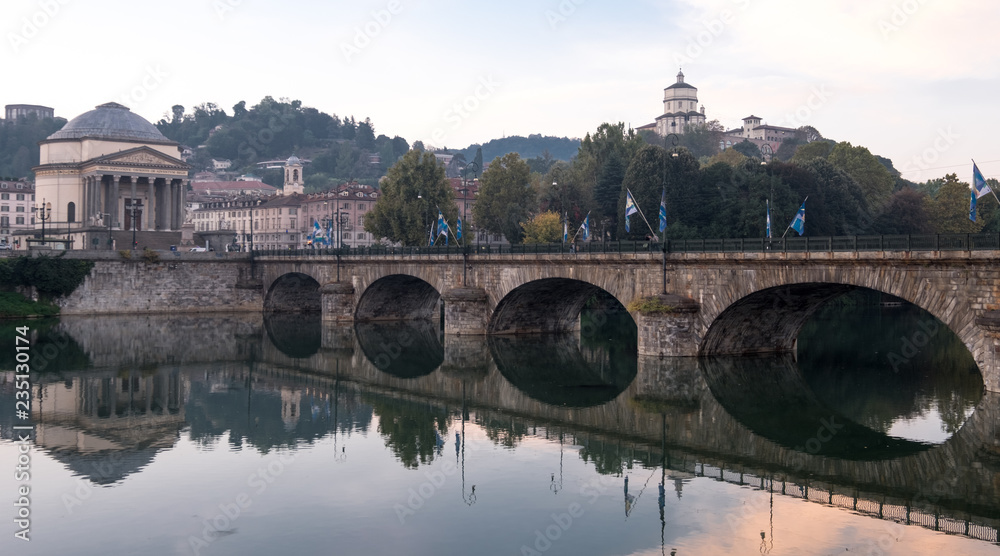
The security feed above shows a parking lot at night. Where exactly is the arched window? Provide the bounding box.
[293,169,299,182]
[67,202,76,223]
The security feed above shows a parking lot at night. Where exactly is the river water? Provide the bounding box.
[1,293,998,555]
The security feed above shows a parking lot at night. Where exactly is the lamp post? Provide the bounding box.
[100,212,112,250]
[662,133,679,294]
[417,192,429,246]
[128,201,140,250]
[34,200,52,246]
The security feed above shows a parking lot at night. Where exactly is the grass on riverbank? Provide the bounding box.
[0,291,60,318]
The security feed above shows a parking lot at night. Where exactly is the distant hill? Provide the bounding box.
[457,135,580,164]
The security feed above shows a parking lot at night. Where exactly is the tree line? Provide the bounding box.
[366,122,999,245]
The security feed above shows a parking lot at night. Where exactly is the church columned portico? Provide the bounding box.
[26,102,191,250]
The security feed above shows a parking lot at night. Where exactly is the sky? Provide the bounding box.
[4,0,999,184]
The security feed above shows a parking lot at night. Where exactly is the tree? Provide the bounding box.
[791,140,834,163]
[678,121,724,159]
[594,150,625,234]
[827,142,896,214]
[356,118,376,150]
[871,189,933,234]
[171,105,185,123]
[473,153,536,243]
[732,140,761,159]
[522,211,562,243]
[618,145,700,239]
[364,150,455,245]
[927,174,983,234]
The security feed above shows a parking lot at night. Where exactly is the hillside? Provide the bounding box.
[457,135,580,164]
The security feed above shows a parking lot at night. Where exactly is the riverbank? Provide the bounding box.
[0,291,59,318]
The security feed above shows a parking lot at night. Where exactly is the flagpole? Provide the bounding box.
[781,196,808,238]
[626,188,661,241]
[973,159,1000,205]
[571,211,591,243]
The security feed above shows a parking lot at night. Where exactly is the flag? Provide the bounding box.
[658,189,667,233]
[789,200,806,236]
[437,211,448,237]
[581,213,590,241]
[456,215,463,241]
[563,216,568,243]
[766,199,772,239]
[625,190,639,233]
[970,187,978,222]
[313,221,326,245]
[973,162,992,199]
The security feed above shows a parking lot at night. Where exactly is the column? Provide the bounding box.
[146,179,155,231]
[164,179,174,231]
[632,294,700,357]
[178,181,184,229]
[129,177,137,231]
[441,287,489,335]
[172,180,180,229]
[81,176,89,226]
[320,282,356,322]
[110,176,120,229]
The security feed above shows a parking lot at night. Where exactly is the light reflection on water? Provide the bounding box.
[0,305,996,556]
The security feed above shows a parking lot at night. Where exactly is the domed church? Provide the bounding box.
[26,102,190,249]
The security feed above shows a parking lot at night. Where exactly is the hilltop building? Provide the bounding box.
[5,104,54,121]
[637,70,707,136]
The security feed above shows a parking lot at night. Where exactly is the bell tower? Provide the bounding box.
[282,155,304,196]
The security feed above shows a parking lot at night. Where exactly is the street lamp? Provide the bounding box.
[33,200,52,246]
[662,133,679,294]
[417,192,429,246]
[128,201,140,250]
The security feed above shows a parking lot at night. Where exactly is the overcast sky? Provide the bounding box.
[5,0,998,183]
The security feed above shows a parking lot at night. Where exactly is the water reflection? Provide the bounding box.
[355,320,443,378]
[1,309,998,555]
[264,312,322,359]
[700,355,933,459]
[798,292,983,443]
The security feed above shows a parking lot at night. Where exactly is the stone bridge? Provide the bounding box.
[53,249,1000,391]
[251,250,1000,392]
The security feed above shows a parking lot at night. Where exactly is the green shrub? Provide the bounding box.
[119,249,132,259]
[142,248,159,263]
[0,256,95,299]
[626,296,676,315]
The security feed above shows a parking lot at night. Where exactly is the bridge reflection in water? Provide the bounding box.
[6,310,1000,551]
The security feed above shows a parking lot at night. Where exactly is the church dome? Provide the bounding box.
[47,102,171,142]
[286,155,301,165]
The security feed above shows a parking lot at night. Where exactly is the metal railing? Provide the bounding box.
[248,233,1000,258]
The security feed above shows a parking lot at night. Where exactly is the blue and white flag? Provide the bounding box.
[563,216,568,243]
[970,187,978,222]
[581,213,590,242]
[789,199,806,236]
[973,162,992,199]
[312,221,327,245]
[456,215,463,241]
[625,190,639,233]
[437,211,449,241]
[766,199,772,239]
[658,189,667,233]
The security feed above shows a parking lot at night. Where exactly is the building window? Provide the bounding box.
[0,206,7,212]
[289,208,297,215]
[16,206,25,212]
[67,202,75,223]
[0,217,7,226]
[16,194,24,201]
[0,194,7,200]
[16,217,24,225]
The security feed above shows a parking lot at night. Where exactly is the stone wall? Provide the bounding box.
[56,257,261,315]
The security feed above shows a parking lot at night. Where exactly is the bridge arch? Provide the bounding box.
[265,272,322,313]
[356,274,441,321]
[489,277,634,334]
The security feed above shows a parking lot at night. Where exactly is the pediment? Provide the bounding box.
[92,146,189,169]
